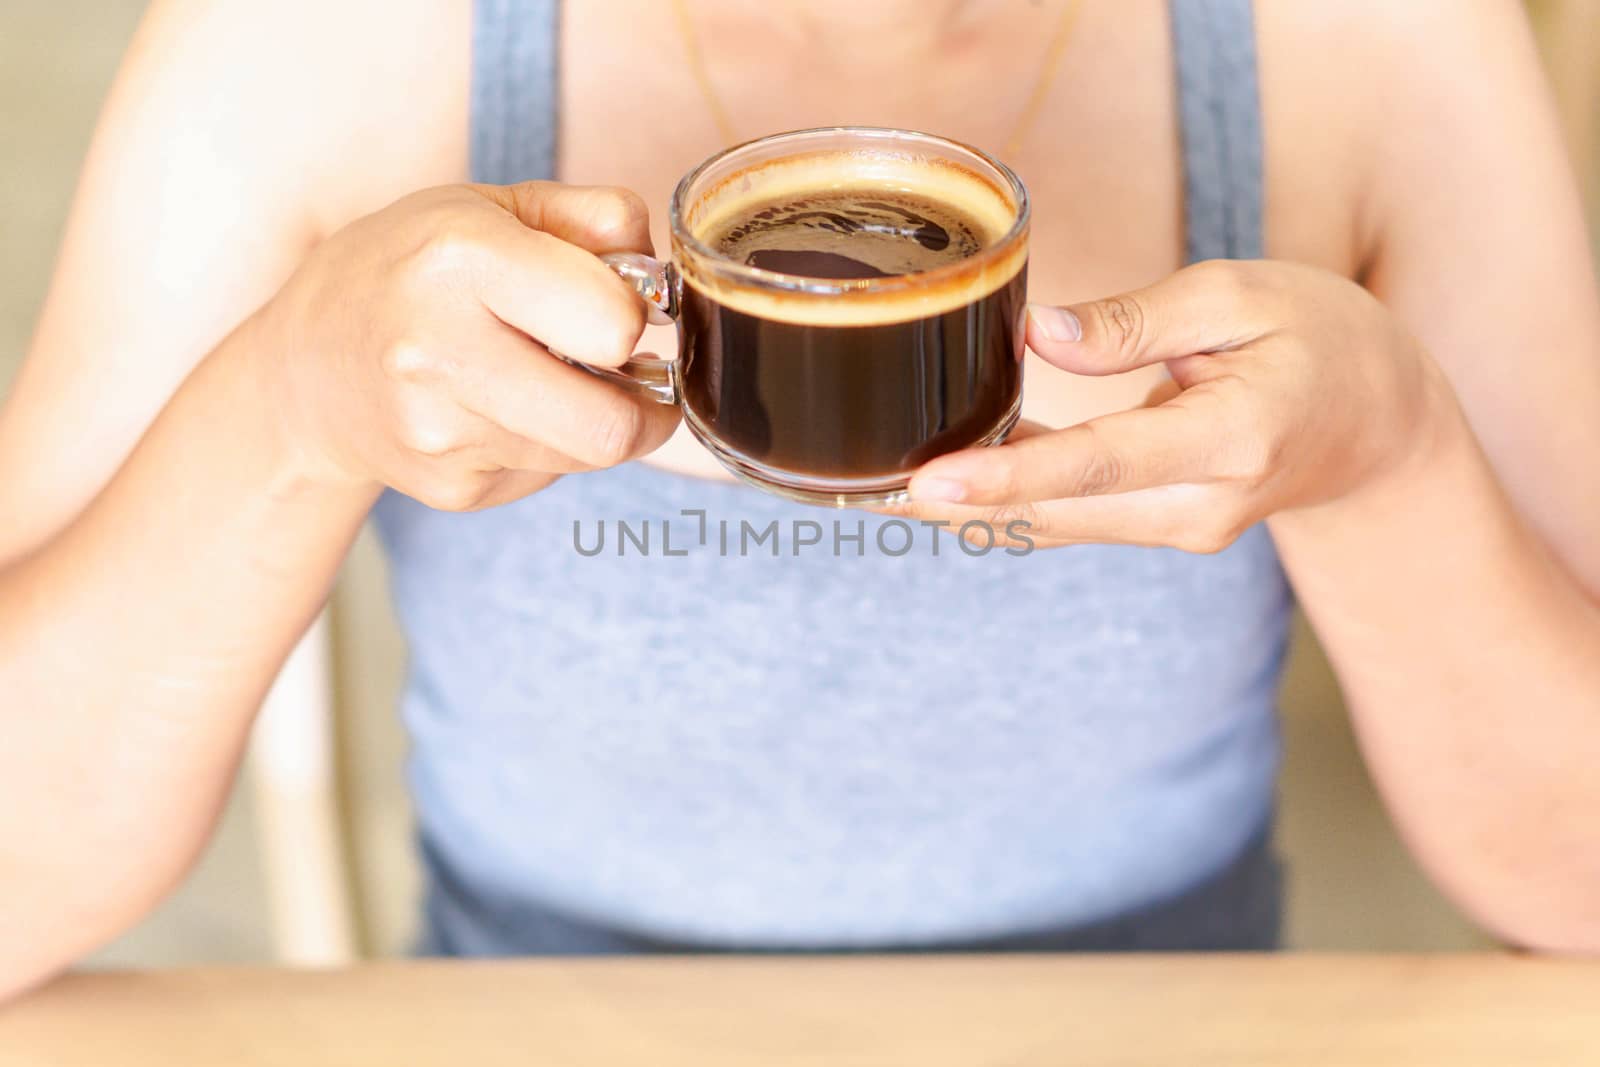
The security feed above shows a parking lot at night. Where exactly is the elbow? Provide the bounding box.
[1406,806,1600,957]
[0,847,196,1006]
[1489,916,1600,957]
[0,889,96,1006]
[1457,880,1600,957]
[0,954,68,1008]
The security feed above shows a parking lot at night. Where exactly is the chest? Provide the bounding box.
[541,1,1356,477]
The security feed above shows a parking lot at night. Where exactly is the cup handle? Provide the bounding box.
[551,251,682,405]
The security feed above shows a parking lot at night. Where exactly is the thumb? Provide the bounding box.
[1026,260,1267,376]
[471,180,656,257]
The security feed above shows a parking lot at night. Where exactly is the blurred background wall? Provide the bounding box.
[3,0,1595,964]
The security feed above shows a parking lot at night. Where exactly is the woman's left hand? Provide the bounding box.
[892,259,1454,552]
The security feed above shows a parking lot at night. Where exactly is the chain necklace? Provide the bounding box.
[668,0,1085,157]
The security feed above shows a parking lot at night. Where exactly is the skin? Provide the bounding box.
[0,0,1597,997]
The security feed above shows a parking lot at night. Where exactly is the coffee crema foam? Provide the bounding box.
[679,149,1026,327]
[708,191,987,279]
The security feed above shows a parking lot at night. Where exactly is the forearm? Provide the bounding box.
[0,320,376,994]
[1269,390,1600,951]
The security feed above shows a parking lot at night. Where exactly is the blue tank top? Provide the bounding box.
[375,0,1292,954]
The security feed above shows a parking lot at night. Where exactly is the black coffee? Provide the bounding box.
[708,191,988,280]
[682,187,1025,482]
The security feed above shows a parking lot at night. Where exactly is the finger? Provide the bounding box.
[398,467,563,514]
[464,184,656,368]
[1142,374,1183,408]
[387,381,605,474]
[469,469,565,509]
[473,224,650,369]
[472,181,654,257]
[1005,418,1054,442]
[1025,260,1272,377]
[908,395,1224,505]
[445,326,681,468]
[476,423,602,475]
[892,482,1245,554]
[873,418,1048,510]
[393,398,598,475]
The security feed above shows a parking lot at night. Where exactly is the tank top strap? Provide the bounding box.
[1168,0,1265,262]
[469,0,1265,262]
[471,0,561,184]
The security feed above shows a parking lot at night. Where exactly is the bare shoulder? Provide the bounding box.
[1253,0,1539,274]
[1263,1,1600,591]
[1256,0,1533,93]
[0,0,473,556]
[125,0,473,232]
[288,0,475,229]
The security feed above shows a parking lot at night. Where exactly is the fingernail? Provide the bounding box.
[1028,304,1082,343]
[912,477,967,503]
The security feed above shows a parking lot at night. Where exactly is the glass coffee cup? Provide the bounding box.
[568,126,1029,507]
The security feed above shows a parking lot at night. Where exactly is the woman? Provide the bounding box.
[1,0,1597,989]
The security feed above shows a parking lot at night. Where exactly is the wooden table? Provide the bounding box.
[3,955,1598,1065]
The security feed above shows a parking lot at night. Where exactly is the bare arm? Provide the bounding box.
[0,0,672,996]
[893,0,1600,950]
[0,321,377,997]
[0,0,464,995]
[1270,0,1600,949]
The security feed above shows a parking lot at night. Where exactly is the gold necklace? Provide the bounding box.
[669,0,1085,157]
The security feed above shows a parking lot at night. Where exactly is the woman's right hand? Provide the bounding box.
[251,181,681,510]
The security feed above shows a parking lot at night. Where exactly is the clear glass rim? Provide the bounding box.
[668,126,1030,297]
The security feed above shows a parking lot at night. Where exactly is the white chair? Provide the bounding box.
[247,611,358,964]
